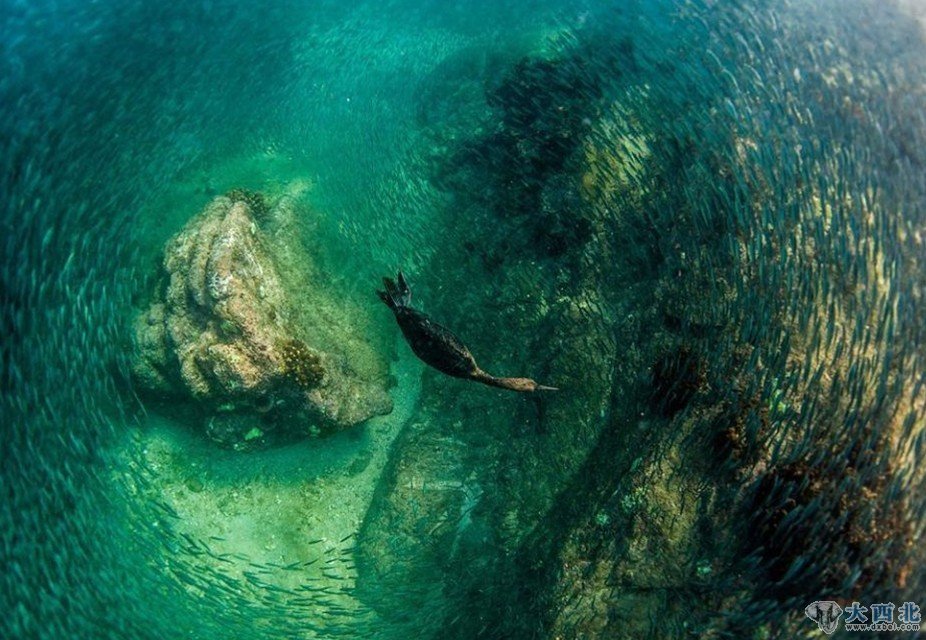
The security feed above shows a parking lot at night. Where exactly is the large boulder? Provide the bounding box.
[132,192,392,448]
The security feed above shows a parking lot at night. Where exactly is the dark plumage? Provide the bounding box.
[377,271,557,393]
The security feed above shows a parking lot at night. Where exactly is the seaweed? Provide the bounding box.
[226,188,270,220]
[279,338,325,390]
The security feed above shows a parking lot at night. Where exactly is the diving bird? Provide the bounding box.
[377,271,558,393]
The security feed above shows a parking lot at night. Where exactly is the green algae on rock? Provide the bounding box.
[132,191,392,449]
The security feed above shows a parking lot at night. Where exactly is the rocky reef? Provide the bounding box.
[132,190,392,448]
[354,13,925,639]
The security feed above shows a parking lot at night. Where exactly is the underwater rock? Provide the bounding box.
[359,9,926,638]
[132,193,392,448]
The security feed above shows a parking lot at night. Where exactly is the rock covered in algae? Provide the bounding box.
[355,16,925,638]
[132,192,392,448]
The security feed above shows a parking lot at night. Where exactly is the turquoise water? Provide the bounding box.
[2,1,925,638]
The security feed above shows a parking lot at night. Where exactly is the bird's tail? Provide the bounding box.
[474,370,559,393]
[377,270,412,311]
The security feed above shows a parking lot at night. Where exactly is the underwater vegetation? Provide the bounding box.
[1,1,925,639]
[225,188,271,220]
[649,346,706,418]
[280,338,325,391]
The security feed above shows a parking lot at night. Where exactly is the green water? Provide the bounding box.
[2,1,925,638]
